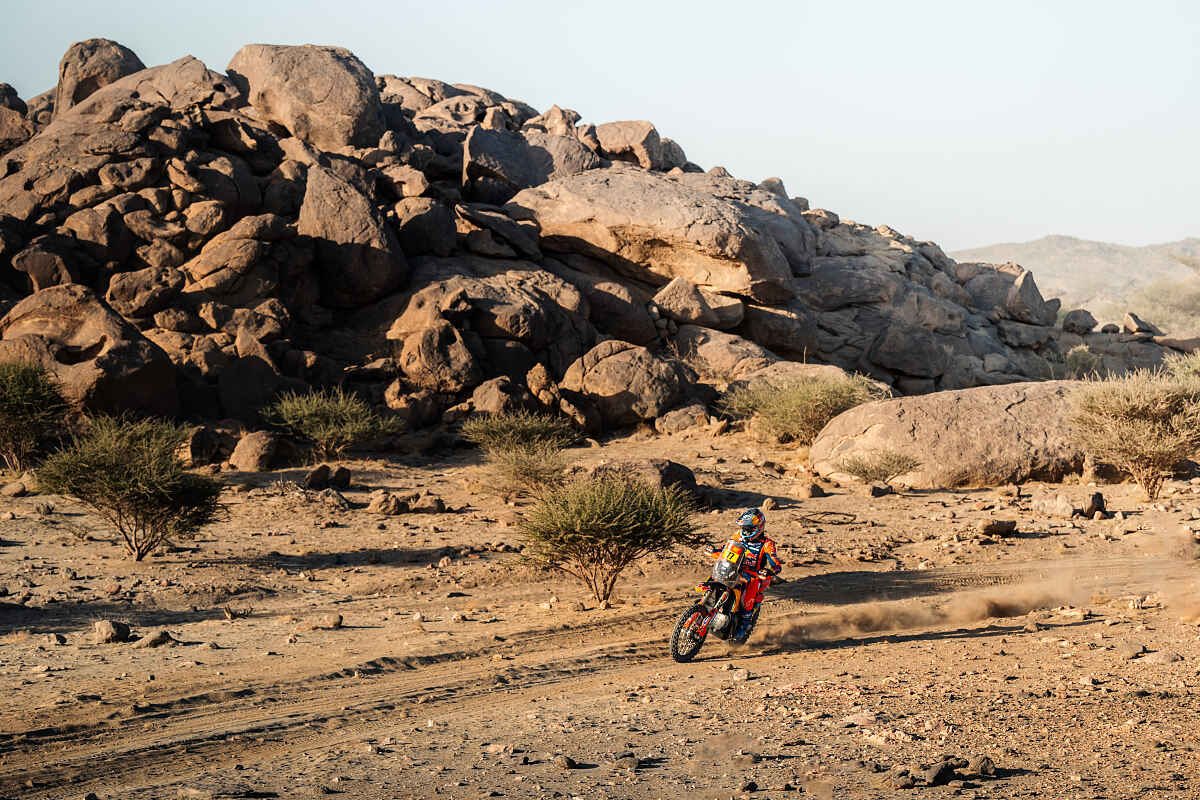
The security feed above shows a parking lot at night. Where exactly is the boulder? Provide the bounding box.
[810,381,1085,488]
[672,325,777,380]
[559,340,690,428]
[655,402,709,435]
[1005,269,1055,326]
[54,39,146,118]
[542,257,658,345]
[0,285,177,416]
[217,355,295,421]
[652,276,743,329]
[298,165,406,308]
[463,127,603,205]
[226,44,385,150]
[1061,308,1098,335]
[106,266,184,318]
[469,376,540,415]
[398,319,483,393]
[736,300,819,360]
[229,431,279,472]
[1124,311,1163,336]
[92,620,130,644]
[508,165,807,303]
[594,120,664,170]
[0,84,32,155]
[568,458,698,496]
[393,197,456,257]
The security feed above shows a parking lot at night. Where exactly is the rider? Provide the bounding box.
[706,507,781,639]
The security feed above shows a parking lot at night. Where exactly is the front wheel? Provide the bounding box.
[669,604,708,663]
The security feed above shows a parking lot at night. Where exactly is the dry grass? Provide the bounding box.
[719,375,883,445]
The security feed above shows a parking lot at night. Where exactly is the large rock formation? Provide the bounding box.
[809,381,1085,488]
[0,38,1189,442]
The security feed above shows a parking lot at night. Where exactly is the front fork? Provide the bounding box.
[695,586,742,637]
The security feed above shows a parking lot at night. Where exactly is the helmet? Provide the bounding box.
[737,508,766,542]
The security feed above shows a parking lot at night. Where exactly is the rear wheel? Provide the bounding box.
[669,604,708,663]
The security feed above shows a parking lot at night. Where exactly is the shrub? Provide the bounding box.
[39,417,225,561]
[1068,371,1200,499]
[483,441,571,502]
[519,477,702,603]
[265,387,401,459]
[839,449,921,485]
[0,359,69,472]
[1164,351,1200,381]
[1063,345,1100,379]
[461,410,577,452]
[719,375,883,445]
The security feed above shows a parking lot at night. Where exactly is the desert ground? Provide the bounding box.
[2,428,1200,800]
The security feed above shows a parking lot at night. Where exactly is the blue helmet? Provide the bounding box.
[737,508,766,542]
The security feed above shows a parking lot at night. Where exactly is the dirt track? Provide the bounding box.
[3,431,1200,799]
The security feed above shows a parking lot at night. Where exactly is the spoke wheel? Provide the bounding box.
[669,604,708,663]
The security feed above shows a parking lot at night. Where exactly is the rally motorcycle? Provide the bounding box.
[669,537,772,662]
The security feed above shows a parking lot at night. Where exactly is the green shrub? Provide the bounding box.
[265,387,401,459]
[0,359,69,471]
[519,477,702,603]
[39,417,225,560]
[461,410,577,452]
[483,441,571,502]
[839,449,921,485]
[719,375,883,445]
[1068,371,1200,500]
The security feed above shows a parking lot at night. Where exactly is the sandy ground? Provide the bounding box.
[2,427,1200,799]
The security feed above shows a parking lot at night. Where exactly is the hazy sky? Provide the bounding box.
[1,0,1195,251]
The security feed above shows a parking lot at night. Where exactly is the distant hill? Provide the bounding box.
[951,235,1200,312]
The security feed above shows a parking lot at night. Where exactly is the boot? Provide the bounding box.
[732,608,755,639]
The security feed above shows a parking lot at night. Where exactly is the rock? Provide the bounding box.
[54,39,146,118]
[329,466,351,489]
[567,458,698,496]
[303,464,331,490]
[652,276,742,329]
[0,482,25,497]
[298,165,406,309]
[551,754,576,770]
[797,482,827,499]
[977,519,1017,536]
[1100,323,1120,334]
[105,266,184,318]
[229,431,279,472]
[655,403,709,435]
[1082,491,1106,518]
[463,127,603,204]
[924,761,960,786]
[729,668,751,682]
[1142,649,1183,664]
[1005,269,1055,326]
[867,482,893,497]
[811,381,1085,489]
[560,340,690,428]
[409,492,446,514]
[594,120,664,170]
[469,376,540,416]
[736,300,819,359]
[1031,489,1078,519]
[1062,309,1098,334]
[671,326,777,380]
[1114,641,1145,660]
[92,620,130,644]
[45,633,66,646]
[0,285,177,416]
[968,755,996,777]
[393,198,456,257]
[1124,311,1163,336]
[399,319,484,393]
[317,488,349,509]
[739,779,758,793]
[226,44,385,150]
[367,490,408,515]
[508,165,812,303]
[131,629,175,649]
[312,613,342,630]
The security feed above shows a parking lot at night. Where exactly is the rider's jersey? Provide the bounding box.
[706,535,781,580]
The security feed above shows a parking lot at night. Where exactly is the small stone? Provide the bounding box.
[797,482,827,499]
[1114,641,1145,660]
[729,668,751,682]
[1142,649,1183,664]
[924,760,959,786]
[329,466,351,489]
[45,633,66,645]
[551,754,576,770]
[761,497,778,511]
[969,755,996,776]
[1,481,26,497]
[103,583,121,595]
[131,629,175,649]
[977,519,1017,537]
[741,780,759,792]
[312,613,343,630]
[867,482,893,498]
[302,464,331,490]
[92,620,130,644]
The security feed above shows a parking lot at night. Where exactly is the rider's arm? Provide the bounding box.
[759,540,782,576]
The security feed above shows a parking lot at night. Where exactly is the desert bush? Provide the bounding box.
[483,441,572,502]
[0,359,69,472]
[39,417,225,560]
[1063,345,1100,379]
[519,477,702,603]
[839,449,921,485]
[461,410,577,452]
[1068,371,1200,499]
[719,375,883,445]
[1164,351,1200,381]
[265,387,401,459]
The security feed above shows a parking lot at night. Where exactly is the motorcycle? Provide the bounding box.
[669,537,772,663]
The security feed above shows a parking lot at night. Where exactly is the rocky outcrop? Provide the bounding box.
[0,37,1189,439]
[809,381,1085,488]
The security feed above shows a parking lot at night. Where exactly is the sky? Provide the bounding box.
[0,0,1195,251]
